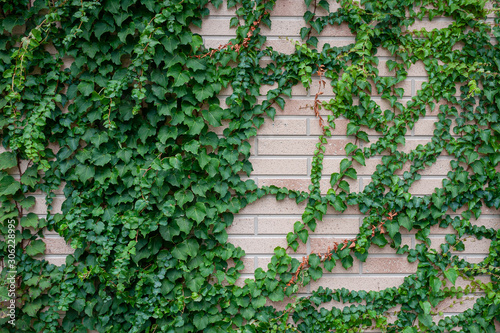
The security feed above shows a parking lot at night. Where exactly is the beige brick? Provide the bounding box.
[43,256,67,266]
[257,138,354,155]
[314,22,355,38]
[272,0,335,16]
[261,98,322,116]
[259,177,358,195]
[257,118,307,135]
[27,196,64,215]
[258,216,359,235]
[239,196,306,215]
[228,236,307,254]
[408,178,444,195]
[258,178,311,193]
[408,19,454,31]
[362,258,418,274]
[311,117,349,136]
[406,60,427,77]
[470,218,500,230]
[263,38,299,55]
[309,78,335,96]
[310,276,405,292]
[399,138,449,155]
[43,237,74,255]
[427,236,491,254]
[258,217,297,234]
[205,0,334,17]
[249,157,308,175]
[310,237,358,253]
[227,257,255,274]
[227,217,254,234]
[191,18,236,37]
[314,216,360,234]
[377,60,397,77]
[434,296,483,313]
[317,38,355,51]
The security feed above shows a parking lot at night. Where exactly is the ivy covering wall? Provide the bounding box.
[1,0,500,332]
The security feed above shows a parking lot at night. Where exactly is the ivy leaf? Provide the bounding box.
[21,165,38,187]
[352,151,366,166]
[90,132,109,148]
[193,315,209,330]
[268,288,284,302]
[344,168,357,179]
[174,190,194,208]
[201,105,223,126]
[78,81,95,96]
[168,64,190,87]
[186,275,204,292]
[0,175,20,196]
[172,239,199,261]
[340,158,352,173]
[398,214,412,231]
[193,84,214,102]
[186,58,206,71]
[0,152,17,170]
[444,268,458,285]
[430,276,442,294]
[26,239,46,256]
[21,213,39,228]
[23,300,42,317]
[186,202,207,223]
[19,196,35,210]
[75,165,95,183]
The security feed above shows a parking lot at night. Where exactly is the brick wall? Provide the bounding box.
[10,0,499,329]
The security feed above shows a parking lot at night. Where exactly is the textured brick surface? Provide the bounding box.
[22,3,498,326]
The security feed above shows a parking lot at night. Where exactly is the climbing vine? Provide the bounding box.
[1,0,500,332]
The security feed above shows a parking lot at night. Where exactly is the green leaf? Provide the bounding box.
[430,276,442,294]
[186,202,207,223]
[23,300,42,316]
[172,239,199,261]
[186,58,206,71]
[21,165,39,187]
[78,81,95,96]
[0,152,17,170]
[174,190,194,208]
[186,275,204,292]
[168,64,190,87]
[0,175,20,196]
[193,315,209,330]
[26,239,46,256]
[398,214,412,231]
[341,255,353,269]
[201,105,224,127]
[268,287,284,302]
[346,123,360,136]
[344,168,357,179]
[240,307,256,320]
[444,268,458,285]
[19,196,35,210]
[75,165,95,183]
[352,151,366,166]
[252,296,266,308]
[21,213,39,228]
[309,266,323,280]
[340,158,352,173]
[193,84,214,102]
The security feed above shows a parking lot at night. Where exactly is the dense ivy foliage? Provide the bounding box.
[1,0,500,331]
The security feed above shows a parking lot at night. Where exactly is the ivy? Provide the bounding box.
[1,0,500,332]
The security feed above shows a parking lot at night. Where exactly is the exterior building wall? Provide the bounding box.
[7,0,498,329]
